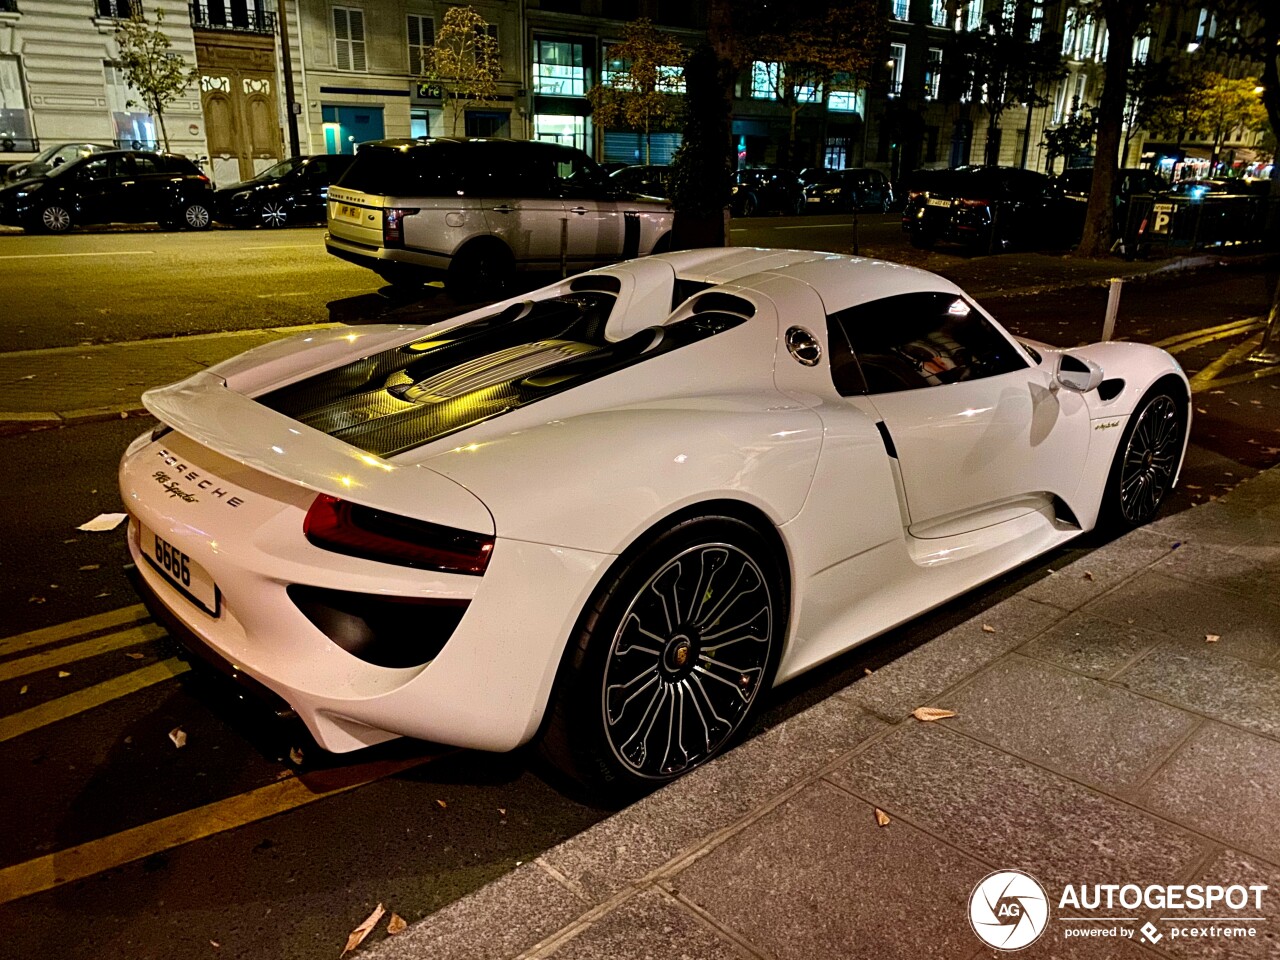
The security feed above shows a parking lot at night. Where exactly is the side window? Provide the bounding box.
[553,149,603,197]
[828,292,1028,395]
[78,157,111,181]
[133,155,161,175]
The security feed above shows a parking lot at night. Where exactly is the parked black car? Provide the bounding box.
[730,167,805,216]
[1055,166,1167,236]
[608,164,671,198]
[215,154,357,227]
[901,166,1067,252]
[0,150,214,233]
[801,167,895,213]
[3,142,115,183]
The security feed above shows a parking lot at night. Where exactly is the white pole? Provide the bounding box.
[1102,277,1123,341]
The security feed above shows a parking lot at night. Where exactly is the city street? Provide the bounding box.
[1,221,1278,959]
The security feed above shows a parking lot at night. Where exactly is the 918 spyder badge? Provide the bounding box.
[153,449,245,508]
[1094,421,1121,431]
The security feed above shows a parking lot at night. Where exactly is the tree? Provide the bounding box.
[1140,58,1214,156]
[588,20,685,165]
[1043,98,1097,174]
[420,6,501,137]
[738,0,882,168]
[112,7,198,154]
[1202,73,1268,172]
[950,6,1064,167]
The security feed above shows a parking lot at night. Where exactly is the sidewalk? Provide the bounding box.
[0,248,1257,431]
[365,466,1280,960]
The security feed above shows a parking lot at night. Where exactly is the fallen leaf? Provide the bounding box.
[981,623,996,633]
[28,596,45,604]
[912,707,957,722]
[436,799,447,809]
[874,808,891,827]
[120,411,129,419]
[341,903,385,956]
[1195,408,1207,414]
[863,667,874,675]
[78,564,101,571]
[210,941,220,949]
[1263,447,1280,456]
[18,374,35,381]
[19,685,28,695]
[1247,439,1260,446]
[1210,389,1225,394]
[124,736,132,744]
[1186,484,1202,490]
[289,746,304,765]
[57,670,71,678]
[169,727,187,749]
[386,913,407,936]
[1251,400,1263,405]
[126,652,145,660]
[1206,634,1221,643]
[1083,571,1094,581]
[498,808,506,816]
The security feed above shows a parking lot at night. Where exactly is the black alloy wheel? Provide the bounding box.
[538,515,786,801]
[1102,384,1186,529]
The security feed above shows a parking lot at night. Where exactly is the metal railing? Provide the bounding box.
[1122,193,1280,258]
[96,0,136,18]
[189,2,277,34]
[0,0,20,13]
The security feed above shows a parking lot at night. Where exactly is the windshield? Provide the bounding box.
[256,157,305,182]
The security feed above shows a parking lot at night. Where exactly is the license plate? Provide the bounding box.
[144,526,220,616]
[333,202,364,223]
[926,197,952,208]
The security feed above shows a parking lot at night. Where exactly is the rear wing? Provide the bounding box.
[143,371,494,535]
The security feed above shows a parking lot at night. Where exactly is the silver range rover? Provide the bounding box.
[325,138,674,293]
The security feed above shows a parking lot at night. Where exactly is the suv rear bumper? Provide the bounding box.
[325,232,452,276]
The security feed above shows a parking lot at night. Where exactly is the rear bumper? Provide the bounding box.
[325,232,451,276]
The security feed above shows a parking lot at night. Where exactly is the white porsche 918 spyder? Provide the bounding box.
[120,248,1189,797]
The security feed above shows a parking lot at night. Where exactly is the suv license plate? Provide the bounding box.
[144,526,220,616]
[925,197,952,208]
[334,202,364,223]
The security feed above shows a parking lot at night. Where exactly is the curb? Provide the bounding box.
[0,406,150,435]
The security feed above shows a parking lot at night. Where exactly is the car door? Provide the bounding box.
[478,147,567,269]
[829,290,1092,537]
[557,147,624,268]
[73,155,130,225]
[290,158,329,223]
[123,153,172,222]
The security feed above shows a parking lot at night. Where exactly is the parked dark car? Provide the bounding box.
[730,167,805,216]
[1055,166,1166,236]
[215,154,357,227]
[0,150,214,233]
[608,164,671,198]
[1165,177,1270,199]
[901,166,1068,252]
[801,167,895,213]
[3,142,114,183]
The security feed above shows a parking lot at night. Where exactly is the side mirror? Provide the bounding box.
[1056,352,1104,393]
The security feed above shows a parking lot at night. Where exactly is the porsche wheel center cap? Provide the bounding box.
[664,635,694,674]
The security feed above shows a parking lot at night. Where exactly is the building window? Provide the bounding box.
[750,61,779,99]
[601,46,685,94]
[533,114,585,151]
[891,0,910,21]
[966,0,983,30]
[1132,35,1150,64]
[104,61,157,149]
[930,0,947,27]
[408,15,434,74]
[796,83,822,103]
[924,47,943,99]
[96,0,137,17]
[534,40,585,96]
[333,7,367,72]
[0,56,33,151]
[888,43,906,97]
[1072,73,1088,110]
[1029,0,1044,41]
[828,88,864,113]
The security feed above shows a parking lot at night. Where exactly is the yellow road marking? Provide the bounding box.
[0,605,149,657]
[1190,333,1264,390]
[1193,362,1280,392]
[0,625,167,682]
[1163,322,1264,356]
[1152,317,1260,350]
[0,752,441,904]
[0,659,190,743]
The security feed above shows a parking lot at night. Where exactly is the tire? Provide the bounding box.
[1099,382,1187,530]
[259,200,289,228]
[38,204,72,234]
[180,201,212,231]
[787,196,805,217]
[650,231,672,254]
[537,514,786,802]
[735,193,757,218]
[447,242,514,299]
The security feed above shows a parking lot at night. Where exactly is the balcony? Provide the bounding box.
[190,2,277,36]
[0,0,19,14]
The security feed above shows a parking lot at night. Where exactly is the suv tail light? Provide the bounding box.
[383,207,418,248]
[304,494,493,575]
[959,197,991,207]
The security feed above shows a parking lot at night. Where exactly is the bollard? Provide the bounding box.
[1101,277,1123,341]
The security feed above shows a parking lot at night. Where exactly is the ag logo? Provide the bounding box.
[969,870,1050,951]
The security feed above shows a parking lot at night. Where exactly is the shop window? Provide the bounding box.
[534,40,585,96]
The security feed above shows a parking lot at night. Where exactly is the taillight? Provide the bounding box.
[959,197,990,207]
[908,189,925,200]
[383,207,418,247]
[304,494,493,575]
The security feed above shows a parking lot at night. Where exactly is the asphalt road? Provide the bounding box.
[1,222,1278,959]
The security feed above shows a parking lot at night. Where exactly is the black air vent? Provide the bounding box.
[691,292,756,318]
[570,274,622,294]
[1098,378,1125,401]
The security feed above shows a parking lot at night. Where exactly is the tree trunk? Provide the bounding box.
[1076,1,1136,258]
[155,103,170,153]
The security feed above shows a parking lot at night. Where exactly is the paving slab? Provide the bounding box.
[1149,848,1280,960]
[940,654,1199,793]
[1116,644,1280,739]
[1019,612,1170,680]
[1145,501,1273,552]
[827,723,1207,891]
[1084,572,1280,665]
[548,888,748,960]
[675,779,986,960]
[1151,541,1280,607]
[839,596,1065,720]
[1017,530,1180,613]
[363,862,587,960]
[1136,723,1280,866]
[538,697,887,903]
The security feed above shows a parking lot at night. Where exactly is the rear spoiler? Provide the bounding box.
[143,371,494,535]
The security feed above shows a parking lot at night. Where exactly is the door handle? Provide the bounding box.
[569,206,588,216]
[491,204,514,214]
